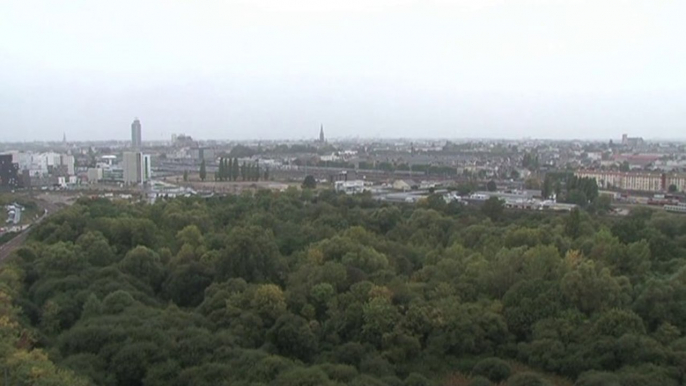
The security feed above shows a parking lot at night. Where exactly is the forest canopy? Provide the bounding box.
[1,190,686,386]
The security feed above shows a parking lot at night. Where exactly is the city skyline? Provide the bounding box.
[2,0,685,142]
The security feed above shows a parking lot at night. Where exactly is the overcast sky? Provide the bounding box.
[1,0,685,142]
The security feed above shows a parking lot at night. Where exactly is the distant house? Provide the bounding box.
[392,179,418,191]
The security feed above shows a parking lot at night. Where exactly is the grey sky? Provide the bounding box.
[1,0,685,142]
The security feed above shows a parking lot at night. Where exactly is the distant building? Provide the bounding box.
[334,180,366,194]
[576,170,686,193]
[122,151,152,185]
[190,147,216,161]
[131,118,142,149]
[173,134,195,148]
[392,179,418,191]
[60,154,75,175]
[0,154,20,189]
[87,168,103,183]
[621,134,644,147]
[319,124,325,143]
[330,170,358,183]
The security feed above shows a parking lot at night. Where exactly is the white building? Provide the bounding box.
[334,180,366,194]
[123,152,152,185]
[9,152,75,177]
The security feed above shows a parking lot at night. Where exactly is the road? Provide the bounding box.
[0,199,63,263]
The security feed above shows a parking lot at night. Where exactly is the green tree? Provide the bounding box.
[566,189,588,207]
[668,184,677,193]
[252,284,288,322]
[620,160,630,172]
[199,160,207,181]
[119,246,165,289]
[560,259,626,315]
[472,357,512,383]
[232,157,239,181]
[218,157,225,181]
[487,180,497,192]
[564,208,582,239]
[217,225,283,282]
[162,262,214,307]
[302,175,317,189]
[482,196,504,221]
[76,231,116,267]
[183,170,189,182]
[507,372,550,386]
[362,297,400,346]
[575,371,620,386]
[267,313,318,362]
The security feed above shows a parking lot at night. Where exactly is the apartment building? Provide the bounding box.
[576,170,686,193]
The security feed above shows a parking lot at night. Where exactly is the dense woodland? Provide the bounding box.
[1,189,686,386]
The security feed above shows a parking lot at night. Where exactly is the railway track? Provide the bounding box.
[0,201,61,263]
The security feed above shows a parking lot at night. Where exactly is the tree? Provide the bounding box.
[267,313,318,361]
[199,160,207,181]
[183,170,189,182]
[252,284,288,322]
[591,195,612,214]
[472,357,512,383]
[302,175,317,189]
[362,297,400,346]
[76,231,115,267]
[620,161,630,172]
[227,158,233,181]
[487,180,497,192]
[542,176,552,198]
[11,178,686,386]
[163,262,214,307]
[564,208,582,239]
[218,158,225,181]
[232,157,239,181]
[668,184,678,193]
[560,259,626,315]
[241,162,247,181]
[566,189,588,207]
[575,371,620,386]
[119,246,165,289]
[507,372,550,386]
[264,167,270,181]
[524,178,541,190]
[217,225,283,282]
[482,196,504,221]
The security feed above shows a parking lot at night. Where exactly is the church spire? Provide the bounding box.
[319,124,325,143]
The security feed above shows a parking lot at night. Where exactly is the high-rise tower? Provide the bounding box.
[131,118,142,149]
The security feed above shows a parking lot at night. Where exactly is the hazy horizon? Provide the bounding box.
[2,0,685,142]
